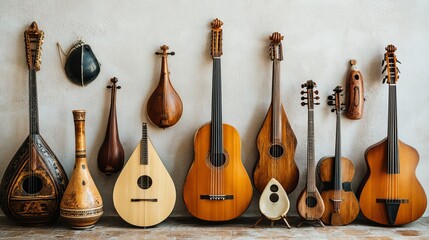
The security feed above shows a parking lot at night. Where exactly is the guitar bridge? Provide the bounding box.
[130,198,158,202]
[200,195,233,200]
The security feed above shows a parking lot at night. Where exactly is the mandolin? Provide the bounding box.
[147,45,183,129]
[318,86,359,226]
[97,77,124,175]
[0,22,68,225]
[358,45,427,226]
[296,80,325,225]
[253,32,299,194]
[182,18,253,221]
[113,123,176,227]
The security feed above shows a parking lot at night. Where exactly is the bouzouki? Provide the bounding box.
[296,80,325,227]
[0,22,68,225]
[113,123,176,227]
[358,45,427,226]
[182,18,253,221]
[318,86,359,226]
[253,32,299,194]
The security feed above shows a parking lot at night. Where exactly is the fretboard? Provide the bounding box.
[387,85,399,173]
[307,109,316,192]
[211,58,223,155]
[29,69,39,134]
[333,112,342,190]
[140,123,148,165]
[272,59,281,143]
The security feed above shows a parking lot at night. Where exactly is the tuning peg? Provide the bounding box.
[301,96,307,100]
[315,96,320,100]
[301,102,307,106]
[397,59,401,64]
[314,102,320,105]
[327,100,335,105]
[382,66,387,74]
[117,86,121,89]
[381,59,385,66]
[396,67,401,73]
[331,109,336,113]
[341,103,345,105]
[328,95,335,100]
[301,83,307,88]
[301,90,306,95]
[382,76,388,83]
[314,90,319,95]
[107,86,112,89]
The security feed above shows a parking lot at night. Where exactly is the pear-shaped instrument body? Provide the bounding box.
[259,178,290,220]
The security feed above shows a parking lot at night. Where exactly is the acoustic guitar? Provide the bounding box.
[318,86,359,226]
[0,22,68,225]
[182,18,253,221]
[113,123,176,227]
[253,32,299,194]
[296,80,325,224]
[358,45,427,226]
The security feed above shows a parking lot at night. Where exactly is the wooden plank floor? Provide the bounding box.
[0,216,428,239]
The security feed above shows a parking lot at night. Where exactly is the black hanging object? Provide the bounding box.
[64,40,100,86]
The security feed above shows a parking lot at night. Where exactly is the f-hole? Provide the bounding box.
[137,175,153,190]
[210,153,226,167]
[22,176,43,194]
[269,144,284,158]
[306,196,317,208]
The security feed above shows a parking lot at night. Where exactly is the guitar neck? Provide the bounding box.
[307,109,316,191]
[272,59,281,143]
[387,84,399,173]
[141,124,148,165]
[211,58,223,155]
[29,69,39,135]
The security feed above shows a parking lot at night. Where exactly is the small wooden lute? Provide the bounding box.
[253,32,299,194]
[358,45,427,226]
[113,123,176,227]
[182,18,253,221]
[318,86,359,226]
[296,80,325,223]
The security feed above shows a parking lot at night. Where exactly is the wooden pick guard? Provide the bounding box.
[183,123,253,221]
[113,139,176,227]
[254,105,298,194]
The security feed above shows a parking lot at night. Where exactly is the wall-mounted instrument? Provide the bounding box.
[253,32,299,195]
[60,110,103,229]
[182,18,253,221]
[57,40,100,86]
[0,22,68,225]
[113,123,176,227]
[147,45,183,129]
[358,45,427,226]
[318,86,359,226]
[296,80,325,227]
[97,77,124,175]
[345,60,364,119]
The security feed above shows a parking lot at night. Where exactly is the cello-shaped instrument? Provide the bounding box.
[253,32,299,194]
[147,45,183,129]
[318,86,359,226]
[358,45,427,226]
[296,80,325,226]
[182,18,253,221]
[97,77,124,175]
[113,123,176,227]
[0,22,68,225]
[345,60,364,120]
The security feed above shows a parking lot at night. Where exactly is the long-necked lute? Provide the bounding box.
[253,32,299,194]
[296,80,325,224]
[358,45,427,226]
[0,22,68,225]
[183,18,253,221]
[318,86,359,226]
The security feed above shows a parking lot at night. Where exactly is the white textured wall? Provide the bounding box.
[1,0,428,218]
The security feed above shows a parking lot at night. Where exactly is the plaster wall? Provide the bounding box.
[0,0,428,217]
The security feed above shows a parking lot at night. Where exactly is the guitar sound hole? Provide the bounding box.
[269,144,284,158]
[210,153,226,167]
[22,176,43,194]
[270,184,279,192]
[269,193,279,203]
[306,196,317,208]
[137,175,152,190]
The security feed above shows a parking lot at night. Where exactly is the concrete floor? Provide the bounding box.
[0,216,428,239]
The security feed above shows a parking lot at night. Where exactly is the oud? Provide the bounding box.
[97,77,124,175]
[358,45,427,226]
[182,18,253,221]
[296,80,325,227]
[0,22,68,225]
[318,86,359,226]
[113,123,176,227]
[253,32,299,194]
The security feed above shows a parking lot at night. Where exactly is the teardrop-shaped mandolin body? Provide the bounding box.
[147,45,183,129]
[97,77,124,175]
[64,40,100,87]
[259,178,290,220]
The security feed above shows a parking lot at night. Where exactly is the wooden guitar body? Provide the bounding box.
[113,129,176,227]
[319,156,359,225]
[254,104,298,194]
[183,123,253,221]
[359,138,427,226]
[296,187,325,221]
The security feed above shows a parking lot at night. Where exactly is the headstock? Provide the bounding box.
[327,86,345,113]
[269,32,283,62]
[107,77,121,90]
[155,45,175,57]
[210,18,223,58]
[381,44,401,84]
[301,80,320,109]
[24,21,44,71]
